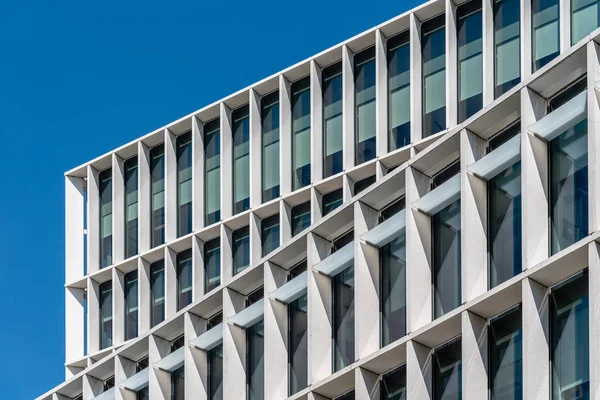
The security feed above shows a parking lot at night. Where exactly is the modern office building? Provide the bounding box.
[39,0,600,398]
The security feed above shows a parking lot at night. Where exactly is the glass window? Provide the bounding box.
[572,0,600,44]
[124,157,138,259]
[333,229,354,251]
[208,344,223,400]
[124,270,138,341]
[233,226,250,275]
[388,31,411,151]
[205,237,221,293]
[205,118,221,226]
[335,391,355,400]
[489,305,522,400]
[433,338,462,400]
[292,77,311,190]
[137,387,149,400]
[333,266,355,372]
[381,365,407,400]
[233,105,250,215]
[354,175,376,195]
[422,14,447,137]
[494,0,521,98]
[533,0,560,71]
[549,118,588,255]
[171,366,185,400]
[457,0,483,122]
[151,260,165,327]
[99,280,112,349]
[177,131,192,237]
[262,91,280,202]
[99,168,113,268]
[323,188,344,216]
[261,214,280,257]
[381,199,407,346]
[489,160,522,288]
[151,144,165,248]
[323,62,344,177]
[292,201,311,236]
[177,249,192,310]
[355,46,376,165]
[289,292,308,395]
[247,319,264,400]
[550,271,589,399]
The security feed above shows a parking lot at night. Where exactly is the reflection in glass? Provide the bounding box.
[572,0,600,44]
[233,226,250,275]
[549,119,588,254]
[333,266,355,372]
[292,77,311,190]
[489,305,522,400]
[99,280,113,349]
[551,271,589,400]
[323,62,343,177]
[208,344,223,400]
[177,249,192,310]
[233,105,250,215]
[151,145,165,247]
[433,200,461,319]
[532,0,559,71]
[381,365,407,400]
[124,271,138,341]
[289,293,308,395]
[205,238,221,293]
[355,46,376,165]
[433,338,462,400]
[171,366,185,400]
[247,320,264,400]
[323,188,344,216]
[457,0,483,122]
[292,202,311,236]
[262,91,280,202]
[494,0,521,97]
[99,168,113,268]
[124,157,138,258]
[261,214,280,257]
[489,162,522,288]
[354,175,376,195]
[177,131,192,237]
[422,14,446,137]
[205,119,221,226]
[388,31,411,151]
[151,260,165,327]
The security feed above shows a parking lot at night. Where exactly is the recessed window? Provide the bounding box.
[99,280,112,349]
[355,46,376,165]
[176,249,192,310]
[532,0,559,71]
[433,338,462,400]
[262,91,280,203]
[99,168,113,268]
[323,62,344,178]
[323,188,343,216]
[124,270,138,341]
[292,77,311,190]
[150,260,165,327]
[457,0,483,122]
[354,175,376,195]
[205,237,221,293]
[381,364,406,400]
[422,14,446,137]
[233,105,250,215]
[494,0,521,98]
[150,144,165,248]
[232,226,250,275]
[261,214,280,257]
[176,131,192,237]
[204,118,221,226]
[124,157,138,258]
[388,30,411,151]
[571,0,600,44]
[292,202,311,236]
[489,305,522,399]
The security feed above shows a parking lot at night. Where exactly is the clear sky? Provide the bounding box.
[0,0,420,398]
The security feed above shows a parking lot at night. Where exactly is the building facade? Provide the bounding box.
[40,0,600,398]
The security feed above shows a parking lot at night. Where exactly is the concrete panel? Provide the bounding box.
[343,45,356,170]
[311,60,324,182]
[87,165,100,274]
[560,0,571,53]
[446,0,458,127]
[482,0,494,105]
[88,278,100,355]
[220,103,233,219]
[250,89,262,209]
[113,268,126,346]
[192,116,205,230]
[223,288,247,400]
[250,212,262,265]
[148,334,171,400]
[138,141,151,253]
[521,0,532,80]
[406,340,432,399]
[355,367,379,400]
[164,129,177,242]
[139,258,151,334]
[410,13,423,143]
[165,247,178,319]
[185,312,207,400]
[115,355,136,400]
[280,75,293,196]
[461,311,487,400]
[112,154,125,264]
[376,29,388,157]
[65,288,85,368]
[65,176,85,283]
[587,41,600,233]
[589,242,600,399]
[193,236,205,300]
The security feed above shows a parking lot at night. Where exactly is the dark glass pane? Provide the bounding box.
[150,260,165,327]
[289,294,308,395]
[292,202,311,236]
[261,214,280,257]
[233,105,250,214]
[323,188,344,216]
[209,344,223,400]
[323,62,344,177]
[171,366,185,400]
[494,0,521,98]
[177,131,192,237]
[422,14,447,137]
[247,320,264,400]
[381,229,406,346]
[551,271,589,400]
[355,46,376,165]
[388,31,411,151]
[457,0,483,122]
[433,338,462,400]
[488,121,520,151]
[289,260,308,279]
[432,160,460,188]
[151,144,165,247]
[333,266,355,372]
[205,118,221,226]
[549,119,588,254]
[381,197,406,222]
[233,226,250,275]
[547,78,587,111]
[335,391,355,400]
[489,162,522,288]
[292,77,311,190]
[532,0,559,71]
[433,200,461,319]
[354,175,376,195]
[489,306,522,400]
[99,280,113,349]
[137,387,149,400]
[124,157,139,258]
[205,237,221,293]
[246,287,264,307]
[99,168,113,268]
[381,365,407,400]
[124,271,138,341]
[177,249,192,310]
[262,91,280,202]
[333,229,354,251]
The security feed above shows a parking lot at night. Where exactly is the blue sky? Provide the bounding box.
[0,0,419,397]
